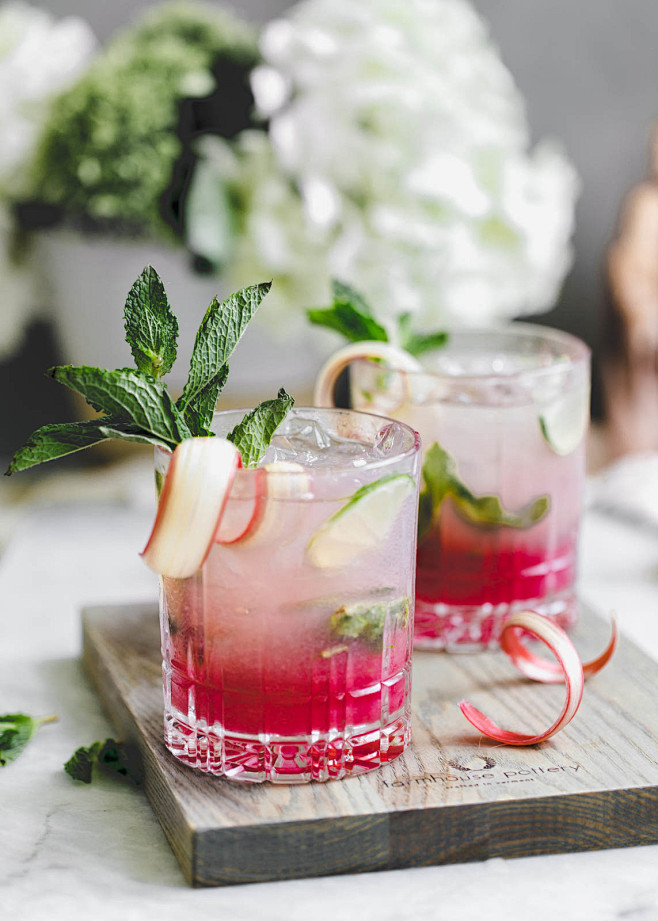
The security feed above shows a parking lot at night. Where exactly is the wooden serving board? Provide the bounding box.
[82,602,658,887]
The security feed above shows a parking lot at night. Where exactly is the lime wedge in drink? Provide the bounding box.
[306,473,415,568]
[539,386,589,456]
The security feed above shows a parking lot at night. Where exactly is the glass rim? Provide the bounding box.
[354,321,590,384]
[156,406,422,476]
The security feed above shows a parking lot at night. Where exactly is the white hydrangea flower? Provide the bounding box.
[0,2,96,356]
[235,0,578,329]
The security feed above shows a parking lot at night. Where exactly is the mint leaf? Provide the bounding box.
[227,387,294,467]
[65,738,142,785]
[330,596,410,642]
[182,363,229,436]
[6,421,119,474]
[397,313,448,357]
[178,282,271,415]
[0,714,57,766]
[419,441,550,539]
[5,418,172,475]
[124,265,178,378]
[331,279,374,316]
[306,302,388,343]
[47,366,191,445]
[65,741,101,783]
[307,281,388,343]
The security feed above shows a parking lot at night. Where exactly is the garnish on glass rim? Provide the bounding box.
[308,279,448,357]
[459,611,617,746]
[5,266,296,578]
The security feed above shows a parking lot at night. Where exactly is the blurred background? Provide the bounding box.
[2,0,658,471]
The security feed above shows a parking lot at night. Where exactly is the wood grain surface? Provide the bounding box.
[81,603,658,887]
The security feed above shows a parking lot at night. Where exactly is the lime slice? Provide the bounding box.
[539,387,589,456]
[306,473,415,568]
[141,437,240,578]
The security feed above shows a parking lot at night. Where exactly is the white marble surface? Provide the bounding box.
[2,463,658,921]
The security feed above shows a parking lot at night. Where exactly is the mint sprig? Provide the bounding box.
[65,738,143,785]
[0,713,57,766]
[396,312,449,357]
[124,265,178,378]
[5,419,172,475]
[307,280,448,358]
[228,387,295,467]
[47,366,192,445]
[418,441,550,539]
[178,282,272,429]
[6,268,292,475]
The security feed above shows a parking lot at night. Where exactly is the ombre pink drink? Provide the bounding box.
[158,408,420,782]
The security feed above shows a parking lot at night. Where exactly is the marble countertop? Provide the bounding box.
[2,457,658,921]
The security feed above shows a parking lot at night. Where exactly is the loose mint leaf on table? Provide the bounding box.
[65,738,143,786]
[124,265,178,379]
[178,282,272,428]
[65,741,101,783]
[228,387,294,467]
[418,441,550,539]
[0,714,57,766]
[47,366,191,445]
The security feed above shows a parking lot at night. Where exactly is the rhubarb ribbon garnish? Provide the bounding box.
[459,611,617,746]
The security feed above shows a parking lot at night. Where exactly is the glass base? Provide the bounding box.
[414,590,578,652]
[163,709,410,783]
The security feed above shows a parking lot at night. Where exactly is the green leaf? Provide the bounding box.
[418,441,550,539]
[47,366,190,444]
[397,314,448,357]
[65,738,143,785]
[306,302,389,343]
[227,387,294,467]
[178,282,271,414]
[182,363,229,435]
[6,420,119,474]
[64,741,101,783]
[307,279,388,343]
[0,714,57,766]
[124,265,179,378]
[5,417,172,475]
[330,596,410,643]
[331,279,374,316]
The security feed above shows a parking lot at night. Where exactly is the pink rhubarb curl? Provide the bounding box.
[459,611,617,746]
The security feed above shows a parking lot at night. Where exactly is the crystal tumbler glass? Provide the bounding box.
[347,324,590,651]
[157,407,420,782]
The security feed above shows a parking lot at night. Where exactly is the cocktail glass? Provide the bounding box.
[157,407,421,782]
[344,324,590,651]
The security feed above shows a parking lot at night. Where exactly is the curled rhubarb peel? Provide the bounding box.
[313,341,421,408]
[141,437,240,578]
[500,612,618,684]
[459,612,586,746]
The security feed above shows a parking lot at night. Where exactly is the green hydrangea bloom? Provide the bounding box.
[28,1,258,240]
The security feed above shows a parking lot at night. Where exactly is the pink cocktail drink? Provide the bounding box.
[350,325,590,651]
[159,408,420,782]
